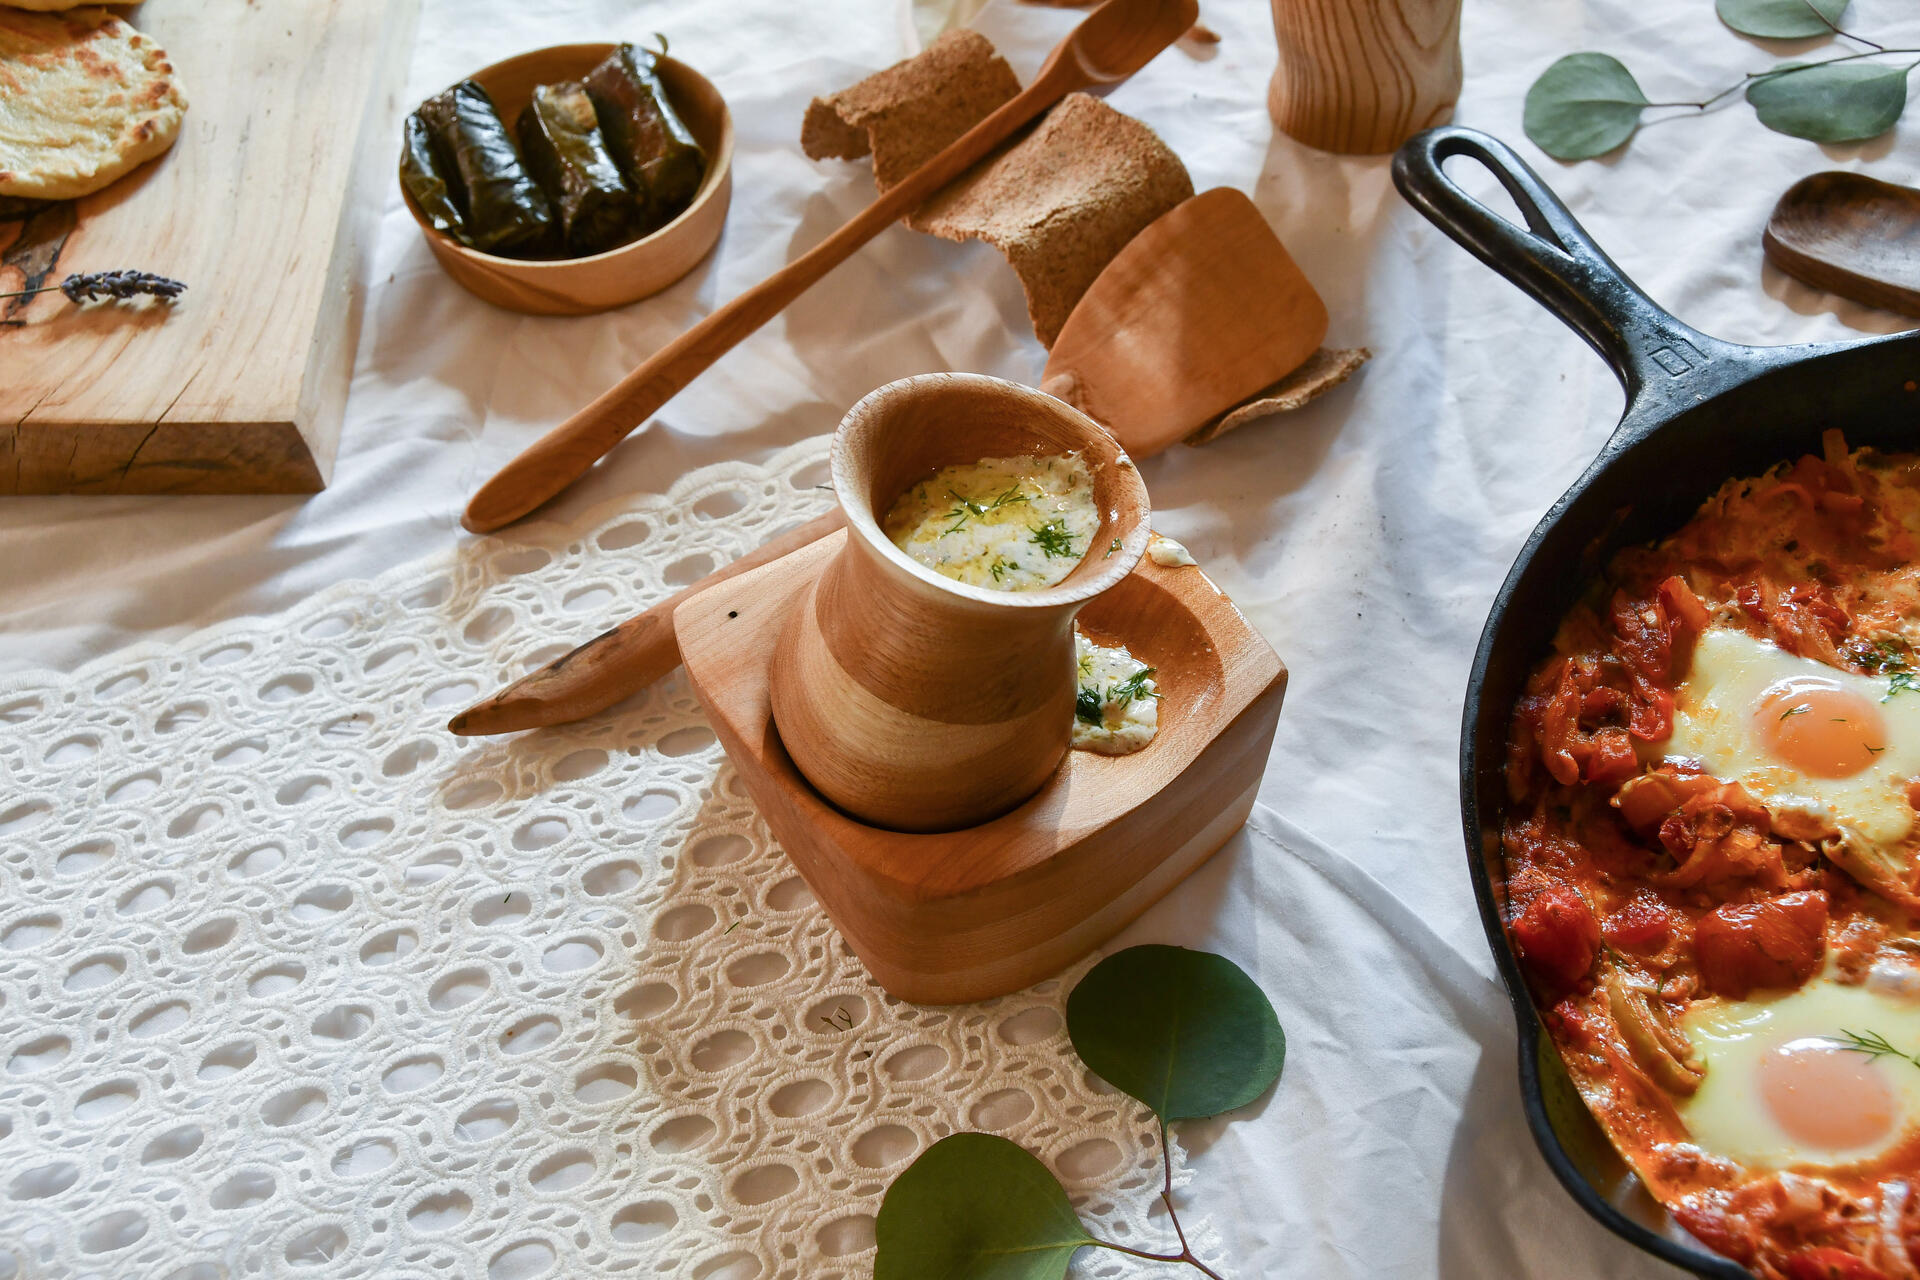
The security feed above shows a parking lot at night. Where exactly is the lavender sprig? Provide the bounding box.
[0,270,186,306]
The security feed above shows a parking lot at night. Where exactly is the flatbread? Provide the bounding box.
[801,30,1021,190]
[803,36,1190,348]
[0,8,187,201]
[1184,347,1373,445]
[907,92,1192,347]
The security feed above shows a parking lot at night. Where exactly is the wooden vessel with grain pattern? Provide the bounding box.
[673,373,1288,1003]
[769,374,1150,833]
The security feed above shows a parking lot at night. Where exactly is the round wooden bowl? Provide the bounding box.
[400,43,733,316]
[770,374,1152,833]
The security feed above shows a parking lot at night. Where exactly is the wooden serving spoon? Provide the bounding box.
[460,0,1200,536]
[1041,187,1328,457]
[450,188,1331,737]
[1764,171,1920,318]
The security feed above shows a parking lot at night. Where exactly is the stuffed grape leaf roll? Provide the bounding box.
[516,81,640,256]
[416,80,556,256]
[584,44,707,231]
[399,111,470,245]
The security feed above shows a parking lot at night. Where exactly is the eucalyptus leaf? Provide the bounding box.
[874,1133,1092,1280]
[1716,0,1849,40]
[1066,945,1285,1123]
[1746,60,1909,141]
[1523,54,1651,160]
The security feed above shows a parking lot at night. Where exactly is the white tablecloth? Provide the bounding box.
[4,0,1916,1274]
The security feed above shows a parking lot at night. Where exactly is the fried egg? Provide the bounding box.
[1661,627,1920,849]
[1680,974,1920,1167]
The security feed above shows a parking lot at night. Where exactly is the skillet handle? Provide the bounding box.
[1392,126,1737,412]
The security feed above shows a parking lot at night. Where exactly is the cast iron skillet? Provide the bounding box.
[1393,125,1920,1276]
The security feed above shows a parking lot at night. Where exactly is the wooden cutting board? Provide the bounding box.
[0,0,420,494]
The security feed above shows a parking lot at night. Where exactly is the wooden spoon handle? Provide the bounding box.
[461,62,1090,536]
[448,508,846,735]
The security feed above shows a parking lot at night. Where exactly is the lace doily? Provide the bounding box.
[0,438,1214,1280]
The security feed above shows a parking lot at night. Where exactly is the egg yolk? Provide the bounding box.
[1759,1037,1898,1150]
[1753,677,1888,777]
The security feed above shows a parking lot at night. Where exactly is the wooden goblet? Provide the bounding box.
[1268,0,1462,155]
[769,374,1151,833]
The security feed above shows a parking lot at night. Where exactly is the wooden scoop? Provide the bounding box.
[1764,171,1920,318]
[1041,187,1328,457]
[461,0,1199,535]
[450,189,1331,737]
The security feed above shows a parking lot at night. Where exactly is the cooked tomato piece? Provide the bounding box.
[1538,661,1583,787]
[1611,589,1672,682]
[1694,891,1829,999]
[1585,729,1638,786]
[1658,574,1710,640]
[1581,686,1623,721]
[1511,886,1600,995]
[1673,1196,1757,1266]
[1783,1247,1889,1280]
[1603,893,1673,954]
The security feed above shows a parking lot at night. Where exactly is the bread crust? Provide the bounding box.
[0,7,187,201]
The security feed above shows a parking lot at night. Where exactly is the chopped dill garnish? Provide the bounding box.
[1075,686,1104,726]
[1031,519,1075,559]
[1869,744,1889,754]
[1836,1028,1920,1069]
[1077,654,1095,679]
[1105,538,1122,559]
[1864,639,1920,701]
[1110,668,1160,706]
[940,484,1029,536]
[1779,704,1810,721]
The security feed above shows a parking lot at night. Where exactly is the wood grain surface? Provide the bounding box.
[676,530,1287,1004]
[1041,188,1328,458]
[1267,0,1461,155]
[768,375,1150,833]
[446,509,846,737]
[1764,170,1920,319]
[0,0,419,494]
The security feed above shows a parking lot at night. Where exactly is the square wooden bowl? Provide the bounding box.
[400,43,733,316]
[675,530,1288,1004]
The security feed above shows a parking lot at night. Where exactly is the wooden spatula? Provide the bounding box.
[1041,187,1328,457]
[461,0,1199,535]
[1764,171,1920,318]
[450,188,1330,737]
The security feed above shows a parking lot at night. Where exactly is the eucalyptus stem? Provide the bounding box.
[1639,46,1920,113]
[1082,1118,1227,1278]
[1087,1237,1227,1279]
[1802,0,1885,51]
[1157,1117,1225,1280]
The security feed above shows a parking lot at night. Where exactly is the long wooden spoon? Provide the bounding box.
[460,0,1200,536]
[450,188,1329,736]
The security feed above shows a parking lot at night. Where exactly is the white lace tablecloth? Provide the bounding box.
[0,442,1208,1279]
[4,0,1919,1277]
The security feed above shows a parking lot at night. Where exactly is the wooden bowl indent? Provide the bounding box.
[399,43,734,316]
